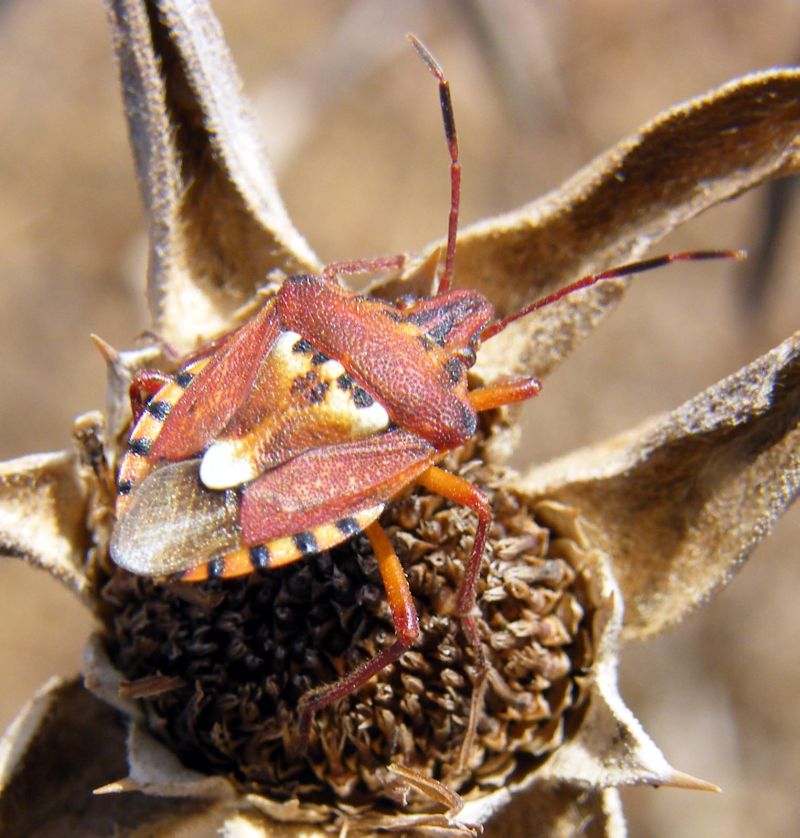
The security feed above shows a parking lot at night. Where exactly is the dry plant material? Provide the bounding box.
[0,1,798,836]
[100,452,598,805]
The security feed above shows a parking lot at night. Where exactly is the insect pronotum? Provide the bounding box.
[110,34,742,747]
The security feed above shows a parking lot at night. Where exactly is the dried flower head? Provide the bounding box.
[99,449,601,808]
[1,2,799,836]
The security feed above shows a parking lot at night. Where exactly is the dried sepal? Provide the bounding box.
[4,4,799,836]
[0,677,130,836]
[0,451,90,600]
[464,784,625,838]
[520,332,800,639]
[0,678,323,837]
[91,337,168,444]
[374,69,800,386]
[536,647,719,794]
[83,632,147,723]
[105,0,319,350]
[96,720,239,799]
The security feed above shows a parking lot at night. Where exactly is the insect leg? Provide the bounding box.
[129,370,172,424]
[295,521,419,748]
[469,377,542,412]
[415,465,493,768]
[322,254,405,282]
[415,466,491,649]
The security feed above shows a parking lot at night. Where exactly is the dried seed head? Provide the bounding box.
[99,449,602,814]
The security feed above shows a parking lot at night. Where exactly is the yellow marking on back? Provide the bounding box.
[116,357,211,516]
[175,505,385,582]
[178,549,253,581]
[203,331,390,488]
[260,536,304,569]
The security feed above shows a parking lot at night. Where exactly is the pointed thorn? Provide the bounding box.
[90,333,121,366]
[93,778,136,795]
[660,768,721,793]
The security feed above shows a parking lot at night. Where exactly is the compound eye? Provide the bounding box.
[394,294,418,311]
[455,346,476,368]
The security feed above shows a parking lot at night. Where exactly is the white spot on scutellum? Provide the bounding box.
[200,329,392,492]
[200,440,258,489]
[346,398,390,435]
[271,329,308,374]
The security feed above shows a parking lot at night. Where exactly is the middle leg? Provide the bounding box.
[295,521,419,747]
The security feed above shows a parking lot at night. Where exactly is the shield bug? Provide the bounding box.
[109,34,741,745]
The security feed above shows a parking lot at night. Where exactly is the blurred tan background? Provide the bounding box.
[0,1,798,835]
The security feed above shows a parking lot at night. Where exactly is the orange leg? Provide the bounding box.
[414,465,495,768]
[469,376,542,412]
[415,466,493,652]
[295,521,419,747]
[294,379,541,749]
[410,379,541,649]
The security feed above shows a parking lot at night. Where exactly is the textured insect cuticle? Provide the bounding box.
[352,386,374,408]
[174,370,194,389]
[445,356,463,384]
[207,557,225,579]
[145,399,172,421]
[249,545,270,569]
[101,30,605,823]
[128,437,152,457]
[336,517,360,538]
[293,532,319,556]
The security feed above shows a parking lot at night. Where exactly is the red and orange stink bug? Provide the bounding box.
[110,35,740,742]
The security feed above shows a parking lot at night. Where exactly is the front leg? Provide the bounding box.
[322,254,405,282]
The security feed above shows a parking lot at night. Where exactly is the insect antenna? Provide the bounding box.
[480,249,747,342]
[408,34,461,296]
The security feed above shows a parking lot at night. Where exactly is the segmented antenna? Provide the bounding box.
[480,250,747,342]
[408,34,461,295]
